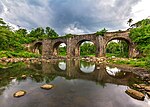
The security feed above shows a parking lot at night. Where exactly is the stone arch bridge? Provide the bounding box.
[30,30,138,58]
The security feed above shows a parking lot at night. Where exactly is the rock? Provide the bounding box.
[139,84,146,89]
[21,75,27,79]
[147,92,150,97]
[97,67,100,70]
[145,86,150,91]
[35,73,40,76]
[10,77,15,79]
[125,89,145,101]
[41,84,53,90]
[13,90,26,97]
[133,84,141,89]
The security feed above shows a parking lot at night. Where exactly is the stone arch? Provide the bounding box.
[33,42,43,54]
[75,39,96,57]
[52,40,67,56]
[73,37,97,57]
[104,35,133,57]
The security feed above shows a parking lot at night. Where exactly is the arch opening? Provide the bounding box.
[53,42,67,57]
[33,42,42,54]
[106,39,130,58]
[75,40,96,57]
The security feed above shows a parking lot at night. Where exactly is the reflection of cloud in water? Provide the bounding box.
[80,64,95,73]
[58,62,66,71]
[106,66,121,76]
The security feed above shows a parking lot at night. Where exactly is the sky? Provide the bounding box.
[0,0,149,35]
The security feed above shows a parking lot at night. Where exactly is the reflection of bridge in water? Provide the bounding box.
[32,60,136,86]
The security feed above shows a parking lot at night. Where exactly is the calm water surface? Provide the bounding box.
[0,60,149,107]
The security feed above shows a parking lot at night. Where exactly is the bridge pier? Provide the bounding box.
[96,36,105,57]
[129,43,139,58]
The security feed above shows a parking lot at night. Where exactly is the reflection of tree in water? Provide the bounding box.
[0,61,144,95]
[80,61,95,68]
[30,63,42,70]
[0,62,57,91]
[114,72,127,78]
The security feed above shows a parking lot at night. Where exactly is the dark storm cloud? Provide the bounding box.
[48,0,141,34]
[0,0,141,35]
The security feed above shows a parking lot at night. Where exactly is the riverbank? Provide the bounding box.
[81,56,150,78]
[0,57,149,77]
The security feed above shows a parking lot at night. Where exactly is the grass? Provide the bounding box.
[107,57,149,69]
[0,51,41,58]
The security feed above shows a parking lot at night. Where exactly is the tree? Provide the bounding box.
[131,18,150,28]
[127,18,133,27]
[80,42,96,56]
[46,27,59,38]
[106,41,128,57]
[0,18,6,25]
[130,24,150,56]
[29,27,46,40]
[0,19,23,51]
[96,28,107,36]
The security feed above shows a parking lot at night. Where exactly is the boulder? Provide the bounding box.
[10,77,15,79]
[41,84,53,90]
[145,86,150,91]
[125,89,145,101]
[21,75,27,79]
[147,92,150,97]
[97,67,100,70]
[133,84,141,89]
[139,84,146,89]
[14,90,26,97]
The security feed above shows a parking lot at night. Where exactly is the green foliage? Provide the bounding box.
[96,28,107,36]
[129,19,150,57]
[0,19,23,51]
[0,18,60,58]
[106,41,129,58]
[131,18,150,28]
[0,18,6,25]
[58,46,66,56]
[80,42,96,56]
[46,27,59,38]
[108,58,146,67]
[29,27,59,40]
[65,34,73,38]
[144,56,150,68]
[0,51,40,58]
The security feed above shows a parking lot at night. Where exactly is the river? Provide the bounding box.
[0,59,149,107]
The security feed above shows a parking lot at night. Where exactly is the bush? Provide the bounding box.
[96,28,107,36]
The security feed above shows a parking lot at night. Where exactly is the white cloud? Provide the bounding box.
[132,0,150,23]
[64,23,85,34]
